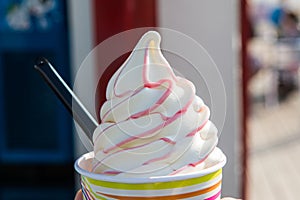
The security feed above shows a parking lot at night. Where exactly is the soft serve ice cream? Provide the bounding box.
[92,31,224,177]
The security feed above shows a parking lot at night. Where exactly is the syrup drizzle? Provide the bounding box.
[92,35,215,174]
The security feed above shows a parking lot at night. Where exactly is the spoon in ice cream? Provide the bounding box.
[34,57,98,145]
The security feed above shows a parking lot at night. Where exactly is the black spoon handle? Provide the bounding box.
[34,57,98,143]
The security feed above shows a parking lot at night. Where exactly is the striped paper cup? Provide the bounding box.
[75,148,226,200]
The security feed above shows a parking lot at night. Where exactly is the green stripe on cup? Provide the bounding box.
[82,177,107,200]
[84,169,221,190]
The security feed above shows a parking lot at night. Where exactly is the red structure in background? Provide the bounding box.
[240,0,250,199]
[92,0,156,121]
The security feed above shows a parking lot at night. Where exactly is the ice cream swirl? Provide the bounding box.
[92,31,218,177]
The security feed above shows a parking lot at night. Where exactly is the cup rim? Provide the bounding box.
[74,147,226,183]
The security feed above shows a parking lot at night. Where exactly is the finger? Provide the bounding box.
[75,190,83,200]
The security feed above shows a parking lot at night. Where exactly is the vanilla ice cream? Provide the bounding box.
[91,31,223,177]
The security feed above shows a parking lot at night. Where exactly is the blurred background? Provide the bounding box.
[0,0,299,199]
[246,0,300,200]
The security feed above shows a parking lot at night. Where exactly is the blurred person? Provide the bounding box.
[270,0,300,38]
[269,0,299,38]
[278,11,300,38]
[276,11,299,100]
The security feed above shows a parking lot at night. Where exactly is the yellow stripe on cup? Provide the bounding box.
[95,180,221,200]
[84,169,222,190]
